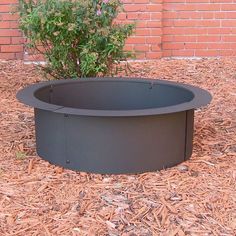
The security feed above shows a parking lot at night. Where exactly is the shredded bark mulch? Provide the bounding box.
[0,58,235,236]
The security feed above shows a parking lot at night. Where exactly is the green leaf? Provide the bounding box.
[18,0,135,79]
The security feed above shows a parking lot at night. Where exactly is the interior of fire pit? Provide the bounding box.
[35,80,194,110]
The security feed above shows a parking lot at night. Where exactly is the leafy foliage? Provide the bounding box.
[19,0,134,79]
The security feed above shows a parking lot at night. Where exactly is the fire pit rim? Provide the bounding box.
[17,78,212,117]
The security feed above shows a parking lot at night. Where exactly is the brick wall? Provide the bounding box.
[120,0,163,60]
[0,0,23,60]
[163,0,236,57]
[1,0,236,60]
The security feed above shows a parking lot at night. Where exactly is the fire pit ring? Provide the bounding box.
[17,78,212,174]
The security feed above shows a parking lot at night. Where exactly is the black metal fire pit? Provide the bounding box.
[17,78,211,174]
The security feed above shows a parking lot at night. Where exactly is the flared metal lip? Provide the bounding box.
[17,78,212,117]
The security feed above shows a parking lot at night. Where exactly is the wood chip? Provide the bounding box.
[0,58,235,235]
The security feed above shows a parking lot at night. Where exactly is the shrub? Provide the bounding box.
[19,0,134,79]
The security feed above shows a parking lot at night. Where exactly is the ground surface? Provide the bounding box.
[0,58,235,236]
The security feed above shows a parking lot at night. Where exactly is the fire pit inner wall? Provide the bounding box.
[35,82,195,110]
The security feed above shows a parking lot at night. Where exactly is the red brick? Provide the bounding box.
[0,52,15,60]
[207,28,232,35]
[11,37,25,44]
[146,21,161,28]
[162,35,174,42]
[163,27,185,35]
[124,4,147,12]
[221,20,236,27]
[146,36,162,44]
[15,52,24,59]
[178,12,197,19]
[0,22,11,29]
[172,50,195,57]
[195,50,219,57]
[185,43,208,49]
[0,37,11,44]
[135,52,146,59]
[127,12,150,20]
[136,21,147,28]
[0,0,18,4]
[151,28,162,35]
[150,0,163,3]
[121,0,133,3]
[0,5,12,12]
[146,4,162,12]
[221,4,236,11]
[133,0,149,3]
[151,12,162,20]
[0,13,19,21]
[174,36,197,42]
[10,21,19,29]
[197,36,221,42]
[123,44,134,51]
[1,45,23,52]
[173,20,197,27]
[220,50,236,56]
[207,43,232,50]
[162,50,172,57]
[126,37,146,44]
[135,28,151,36]
[146,52,162,59]
[0,29,21,37]
[134,45,150,51]
[197,20,220,27]
[162,20,174,27]
[163,11,178,19]
[163,43,185,50]
[201,12,215,19]
[151,44,162,51]
[198,4,221,11]
[215,12,236,19]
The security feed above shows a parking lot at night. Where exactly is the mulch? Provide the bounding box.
[0,58,235,236]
